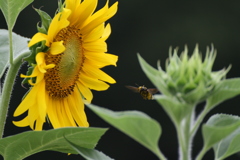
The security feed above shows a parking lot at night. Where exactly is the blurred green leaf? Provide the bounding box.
[213,128,240,160]
[201,114,240,157]
[0,29,30,78]
[87,104,162,158]
[154,95,192,125]
[206,78,240,110]
[66,138,113,160]
[137,53,172,97]
[0,127,107,160]
[212,116,240,160]
[0,0,33,30]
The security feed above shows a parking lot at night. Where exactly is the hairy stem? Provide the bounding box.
[0,52,29,138]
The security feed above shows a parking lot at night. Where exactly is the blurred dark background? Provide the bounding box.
[1,0,240,159]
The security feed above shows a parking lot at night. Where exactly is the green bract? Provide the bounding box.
[21,8,52,85]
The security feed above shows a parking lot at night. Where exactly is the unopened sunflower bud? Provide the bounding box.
[156,44,230,104]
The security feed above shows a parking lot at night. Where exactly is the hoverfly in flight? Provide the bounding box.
[125,85,159,100]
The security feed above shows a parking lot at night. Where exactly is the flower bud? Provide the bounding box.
[156,44,230,104]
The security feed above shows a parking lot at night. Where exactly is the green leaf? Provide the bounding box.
[87,103,162,158]
[206,78,240,110]
[137,53,172,97]
[0,0,33,30]
[65,138,113,160]
[154,95,192,125]
[0,29,30,78]
[212,117,240,160]
[201,114,240,156]
[0,127,107,160]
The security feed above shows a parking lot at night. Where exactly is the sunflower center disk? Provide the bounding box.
[45,27,84,99]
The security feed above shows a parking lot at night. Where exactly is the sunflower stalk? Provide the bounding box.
[0,51,30,138]
[176,106,195,160]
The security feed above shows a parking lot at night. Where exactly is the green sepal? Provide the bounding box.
[21,66,34,85]
[57,0,65,13]
[21,41,48,86]
[34,8,52,34]
[23,40,48,64]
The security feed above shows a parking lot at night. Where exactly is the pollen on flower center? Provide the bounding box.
[45,26,84,99]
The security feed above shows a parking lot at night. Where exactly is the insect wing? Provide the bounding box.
[147,88,159,94]
[125,85,139,93]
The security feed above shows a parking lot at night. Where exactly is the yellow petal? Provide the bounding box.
[83,40,107,52]
[75,0,98,28]
[49,41,65,55]
[79,73,109,91]
[48,9,71,42]
[20,65,41,78]
[63,98,77,126]
[36,52,47,73]
[83,23,104,42]
[85,52,118,67]
[82,63,116,83]
[45,64,55,69]
[28,33,49,47]
[26,68,44,85]
[35,117,45,131]
[77,81,93,102]
[37,80,47,122]
[28,105,38,129]
[101,23,111,41]
[59,99,75,127]
[13,84,39,117]
[69,91,89,127]
[66,0,82,25]
[47,98,61,128]
[81,1,118,34]
[12,116,29,127]
[35,70,44,84]
[55,99,66,127]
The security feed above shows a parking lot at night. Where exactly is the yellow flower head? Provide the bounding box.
[13,0,118,130]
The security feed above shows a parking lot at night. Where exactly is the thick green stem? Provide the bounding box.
[0,52,29,138]
[176,107,195,160]
[190,105,209,137]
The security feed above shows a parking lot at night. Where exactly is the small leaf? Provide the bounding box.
[87,104,162,158]
[137,53,172,97]
[0,0,33,30]
[207,78,240,110]
[201,114,240,155]
[0,127,107,160]
[65,137,114,160]
[0,29,30,78]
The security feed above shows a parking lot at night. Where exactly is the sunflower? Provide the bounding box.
[13,0,118,130]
